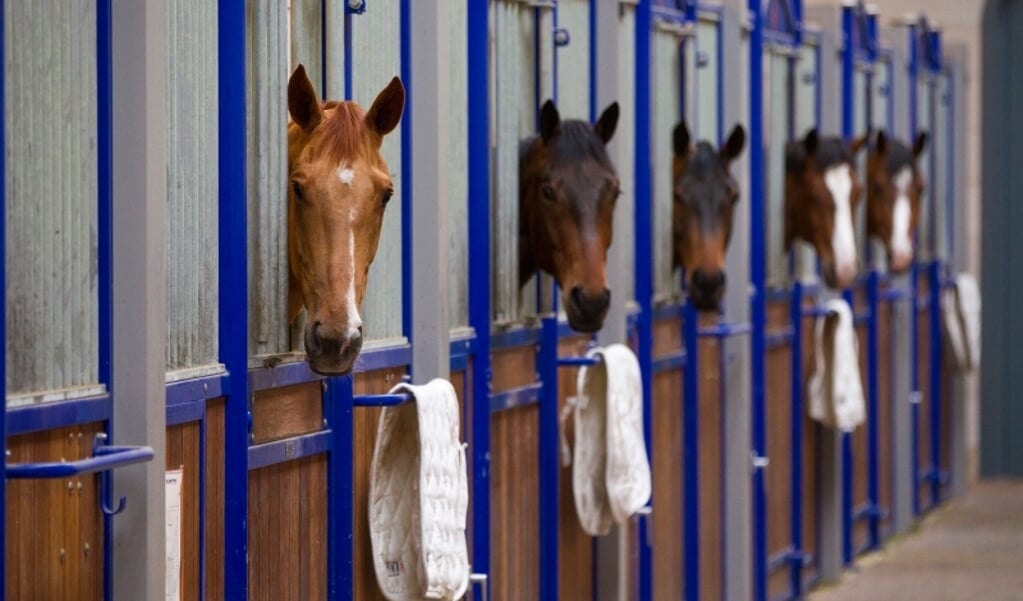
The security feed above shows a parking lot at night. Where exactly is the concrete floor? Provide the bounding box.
[809,480,1023,601]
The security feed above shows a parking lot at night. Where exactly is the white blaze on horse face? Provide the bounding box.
[345,202,362,339]
[338,166,355,187]
[825,164,857,284]
[890,167,914,271]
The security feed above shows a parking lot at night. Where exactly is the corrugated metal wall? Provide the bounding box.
[4,2,100,400]
[247,0,290,358]
[869,58,892,272]
[916,76,933,261]
[351,0,404,345]
[854,67,870,268]
[166,0,221,375]
[763,49,790,287]
[617,4,637,304]
[933,72,950,261]
[695,17,720,143]
[448,1,470,332]
[794,42,819,281]
[651,26,683,302]
[556,0,591,120]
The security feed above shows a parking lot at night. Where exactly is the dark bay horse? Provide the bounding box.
[671,121,746,311]
[287,64,405,374]
[785,128,868,289]
[865,130,928,272]
[519,99,621,333]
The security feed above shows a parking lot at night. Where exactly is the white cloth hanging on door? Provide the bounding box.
[807,299,866,432]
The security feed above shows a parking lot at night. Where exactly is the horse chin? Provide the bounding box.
[688,291,723,313]
[565,308,607,334]
[306,353,359,376]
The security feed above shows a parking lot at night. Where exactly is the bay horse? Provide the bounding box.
[519,99,621,333]
[785,128,868,289]
[671,120,746,311]
[287,64,405,374]
[865,130,928,272]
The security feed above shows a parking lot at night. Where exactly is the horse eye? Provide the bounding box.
[382,188,394,205]
[542,185,556,201]
[291,180,305,202]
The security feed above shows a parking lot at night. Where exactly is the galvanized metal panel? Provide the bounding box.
[695,18,719,143]
[555,0,590,121]
[870,59,893,272]
[616,4,636,304]
[916,76,934,262]
[247,0,291,358]
[793,43,819,282]
[4,2,100,399]
[351,0,404,344]
[763,50,790,288]
[448,0,470,330]
[932,73,951,261]
[651,29,683,303]
[289,0,323,92]
[854,68,869,269]
[166,0,220,373]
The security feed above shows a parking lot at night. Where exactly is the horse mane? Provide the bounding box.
[883,139,915,174]
[314,101,376,163]
[785,136,853,173]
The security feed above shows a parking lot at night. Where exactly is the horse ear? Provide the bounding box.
[721,124,746,164]
[874,129,888,154]
[593,102,620,144]
[850,132,869,155]
[673,121,691,155]
[365,76,406,138]
[288,64,324,131]
[540,100,561,143]
[803,128,819,156]
[912,131,929,159]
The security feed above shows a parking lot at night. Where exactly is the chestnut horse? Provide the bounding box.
[519,99,621,333]
[671,120,746,311]
[287,64,405,374]
[865,130,928,272]
[785,128,868,289]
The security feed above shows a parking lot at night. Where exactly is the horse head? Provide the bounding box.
[286,64,405,374]
[865,130,928,273]
[785,128,868,289]
[519,100,620,333]
[671,121,746,311]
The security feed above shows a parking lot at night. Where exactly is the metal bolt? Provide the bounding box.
[84,543,90,558]
[348,0,365,11]
[203,382,209,393]
[59,549,66,564]
[553,28,570,47]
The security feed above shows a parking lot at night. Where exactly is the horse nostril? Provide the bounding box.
[693,269,725,291]
[570,286,585,308]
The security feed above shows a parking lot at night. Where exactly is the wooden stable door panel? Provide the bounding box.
[852,323,870,553]
[248,455,328,601]
[652,367,683,601]
[166,420,202,601]
[205,399,226,600]
[877,302,894,537]
[6,424,104,601]
[916,306,933,512]
[765,342,793,601]
[801,313,821,582]
[251,382,323,444]
[696,319,724,601]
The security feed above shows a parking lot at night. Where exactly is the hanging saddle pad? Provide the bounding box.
[942,272,981,373]
[572,344,651,536]
[807,299,866,432]
[368,379,469,601]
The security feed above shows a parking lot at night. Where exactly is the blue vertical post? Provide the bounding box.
[867,269,881,547]
[0,2,7,596]
[467,0,492,596]
[218,0,249,598]
[907,22,921,516]
[839,5,856,564]
[538,316,560,601]
[683,303,700,601]
[326,376,354,600]
[748,1,768,599]
[789,281,805,595]
[927,30,944,506]
[634,2,654,600]
[400,0,413,343]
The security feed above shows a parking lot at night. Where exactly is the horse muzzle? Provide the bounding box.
[305,321,364,375]
[689,268,726,312]
[565,286,611,333]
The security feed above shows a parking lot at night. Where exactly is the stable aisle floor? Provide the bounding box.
[809,480,1023,601]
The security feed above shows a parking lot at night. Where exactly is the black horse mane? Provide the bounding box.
[785,136,853,173]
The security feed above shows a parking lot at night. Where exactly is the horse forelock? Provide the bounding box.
[785,136,853,173]
[883,139,915,175]
[687,141,722,176]
[551,121,613,170]
[310,102,378,164]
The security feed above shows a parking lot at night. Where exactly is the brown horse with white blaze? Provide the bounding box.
[865,130,928,272]
[672,121,746,311]
[785,128,868,289]
[519,99,621,333]
[287,64,405,374]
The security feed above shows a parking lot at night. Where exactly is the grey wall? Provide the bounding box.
[980,0,1023,477]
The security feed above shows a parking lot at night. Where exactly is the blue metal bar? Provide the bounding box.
[489,383,544,413]
[6,394,112,436]
[866,270,881,549]
[167,399,208,427]
[400,0,412,347]
[247,344,412,392]
[352,392,413,407]
[748,1,768,598]
[538,316,560,601]
[765,327,795,348]
[248,430,333,471]
[652,349,688,373]
[218,0,250,597]
[166,373,229,406]
[907,22,921,517]
[682,302,700,601]
[7,445,154,479]
[326,375,354,600]
[557,356,601,367]
[0,1,7,593]
[344,12,353,100]
[467,0,492,593]
[928,260,943,506]
[635,3,655,599]
[490,326,542,350]
[698,322,753,338]
[841,432,853,564]
[789,281,805,597]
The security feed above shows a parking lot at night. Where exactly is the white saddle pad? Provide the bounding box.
[571,344,651,536]
[808,299,865,432]
[368,379,469,601]
[942,272,981,373]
